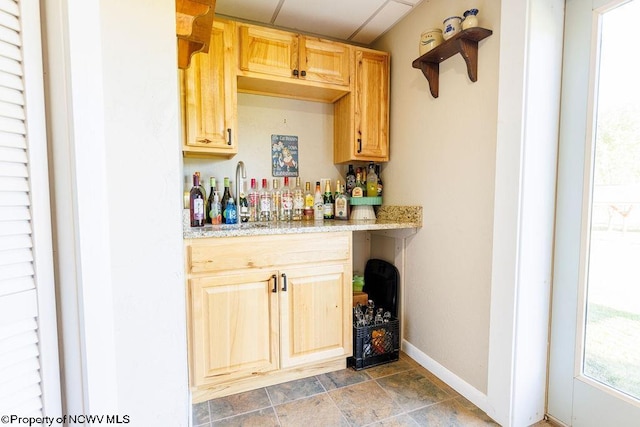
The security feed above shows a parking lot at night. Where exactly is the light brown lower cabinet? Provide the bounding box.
[185,232,353,403]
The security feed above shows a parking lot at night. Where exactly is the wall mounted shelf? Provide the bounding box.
[411,27,492,98]
[176,0,216,69]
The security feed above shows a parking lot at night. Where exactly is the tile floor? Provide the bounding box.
[192,353,550,427]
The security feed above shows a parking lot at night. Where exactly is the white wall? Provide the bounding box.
[99,1,188,423]
[44,0,189,424]
[375,0,500,394]
[184,93,346,197]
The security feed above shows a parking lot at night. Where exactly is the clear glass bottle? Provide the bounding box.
[209,182,222,225]
[292,177,304,221]
[190,173,205,227]
[313,181,324,222]
[303,181,314,221]
[366,162,378,197]
[281,176,293,221]
[259,179,272,222]
[334,180,349,220]
[352,171,364,198]
[248,178,259,222]
[239,186,249,223]
[271,178,281,221]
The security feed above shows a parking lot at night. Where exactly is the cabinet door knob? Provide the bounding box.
[292,69,299,77]
[300,70,306,77]
[227,128,232,145]
[281,273,287,292]
[272,274,278,293]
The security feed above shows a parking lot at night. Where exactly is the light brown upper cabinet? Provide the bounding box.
[334,47,390,163]
[236,23,351,103]
[181,19,238,158]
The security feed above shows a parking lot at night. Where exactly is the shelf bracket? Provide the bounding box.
[456,38,480,82]
[417,62,440,98]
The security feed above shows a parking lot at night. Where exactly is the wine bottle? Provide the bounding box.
[259,179,272,222]
[195,171,207,202]
[221,177,231,222]
[345,165,356,197]
[271,179,281,221]
[292,177,304,221]
[224,197,237,224]
[281,176,293,221]
[334,180,349,220]
[313,181,324,222]
[303,181,314,221]
[189,173,205,227]
[323,181,334,219]
[366,162,378,197]
[205,177,217,224]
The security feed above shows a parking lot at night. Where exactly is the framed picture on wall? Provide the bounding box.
[271,134,299,177]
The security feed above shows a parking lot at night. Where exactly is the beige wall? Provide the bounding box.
[184,93,345,195]
[374,0,500,392]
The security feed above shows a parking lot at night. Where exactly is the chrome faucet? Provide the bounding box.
[235,161,246,224]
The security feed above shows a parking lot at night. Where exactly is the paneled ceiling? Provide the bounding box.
[215,0,424,45]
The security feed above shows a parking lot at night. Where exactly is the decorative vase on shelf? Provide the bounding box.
[462,9,479,30]
[442,16,462,40]
[419,28,444,55]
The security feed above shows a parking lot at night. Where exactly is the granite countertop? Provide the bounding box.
[183,206,422,239]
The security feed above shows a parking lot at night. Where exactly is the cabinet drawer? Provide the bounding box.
[187,232,351,274]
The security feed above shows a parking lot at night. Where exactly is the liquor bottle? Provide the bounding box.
[334,180,349,220]
[224,197,237,224]
[189,173,205,227]
[345,165,356,197]
[205,177,217,224]
[323,181,334,219]
[303,181,314,221]
[239,187,249,223]
[271,179,281,221]
[366,162,378,197]
[248,178,259,222]
[281,176,293,221]
[259,179,272,222]
[221,177,231,222]
[313,181,324,222]
[375,164,383,197]
[352,171,364,197]
[292,177,304,221]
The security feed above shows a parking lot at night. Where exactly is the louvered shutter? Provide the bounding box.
[0,0,60,417]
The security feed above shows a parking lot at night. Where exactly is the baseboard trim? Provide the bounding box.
[402,340,492,416]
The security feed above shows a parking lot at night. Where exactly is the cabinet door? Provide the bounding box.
[189,271,279,387]
[238,24,299,78]
[300,36,350,87]
[354,48,389,160]
[279,263,352,368]
[182,19,237,156]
